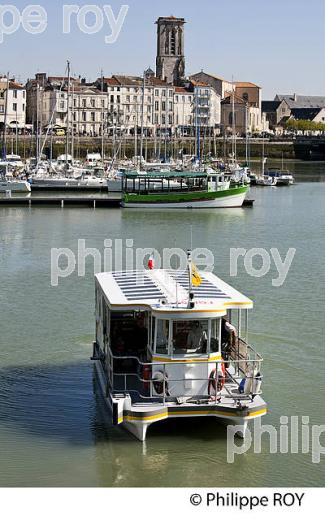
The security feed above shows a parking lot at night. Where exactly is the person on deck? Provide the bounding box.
[187,321,208,352]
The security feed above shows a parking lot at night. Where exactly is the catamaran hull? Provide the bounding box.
[122,191,247,209]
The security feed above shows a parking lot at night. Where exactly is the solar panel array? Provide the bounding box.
[168,270,229,299]
[112,272,165,301]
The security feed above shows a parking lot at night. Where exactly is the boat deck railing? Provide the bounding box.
[92,340,263,406]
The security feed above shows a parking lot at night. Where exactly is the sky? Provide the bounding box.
[1,0,325,98]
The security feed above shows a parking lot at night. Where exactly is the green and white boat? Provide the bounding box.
[121,171,249,209]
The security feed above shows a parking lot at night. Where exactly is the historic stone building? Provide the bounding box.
[155,16,186,86]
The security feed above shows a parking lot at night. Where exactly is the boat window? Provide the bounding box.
[110,311,149,358]
[172,320,208,355]
[155,319,169,355]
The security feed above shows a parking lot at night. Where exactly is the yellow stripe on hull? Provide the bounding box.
[123,408,267,423]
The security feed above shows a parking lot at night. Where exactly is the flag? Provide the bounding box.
[191,262,202,287]
[148,254,154,270]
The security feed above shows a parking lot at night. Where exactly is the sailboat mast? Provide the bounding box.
[101,69,104,164]
[139,70,146,170]
[2,73,9,160]
[231,77,236,164]
[195,87,200,163]
[66,60,71,167]
[245,103,248,165]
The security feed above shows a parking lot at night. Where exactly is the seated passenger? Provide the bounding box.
[187,321,207,352]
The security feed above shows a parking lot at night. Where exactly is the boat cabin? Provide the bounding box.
[122,171,229,195]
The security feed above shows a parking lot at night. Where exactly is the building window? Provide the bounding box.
[171,29,176,55]
[13,103,17,111]
[155,89,159,96]
[82,99,86,108]
[23,104,25,111]
[91,99,95,108]
[91,112,95,122]
[175,95,178,102]
[162,90,166,97]
[169,101,173,111]
[229,112,236,125]
[162,101,166,111]
[169,114,173,124]
[82,112,87,121]
[242,92,249,102]
[155,101,159,111]
[169,90,173,97]
[13,90,17,98]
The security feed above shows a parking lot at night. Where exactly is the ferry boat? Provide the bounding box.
[92,253,267,441]
[121,172,249,209]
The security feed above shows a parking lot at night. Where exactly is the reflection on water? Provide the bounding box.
[0,181,325,487]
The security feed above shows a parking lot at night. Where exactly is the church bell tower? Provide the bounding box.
[155,16,186,86]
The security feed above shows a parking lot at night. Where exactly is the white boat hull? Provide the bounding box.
[0,180,31,193]
[122,191,247,209]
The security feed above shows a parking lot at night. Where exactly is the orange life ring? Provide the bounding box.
[208,362,226,396]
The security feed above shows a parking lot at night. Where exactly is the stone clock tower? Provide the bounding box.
[155,16,186,86]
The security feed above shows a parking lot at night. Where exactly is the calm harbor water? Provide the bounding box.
[0,162,325,487]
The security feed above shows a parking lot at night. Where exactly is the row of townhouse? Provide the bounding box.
[25,71,221,137]
[1,70,266,138]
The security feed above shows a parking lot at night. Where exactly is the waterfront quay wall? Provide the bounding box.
[0,136,295,161]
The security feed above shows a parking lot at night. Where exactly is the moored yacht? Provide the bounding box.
[266,169,294,186]
[0,163,31,192]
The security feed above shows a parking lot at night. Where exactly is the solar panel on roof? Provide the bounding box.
[169,271,229,299]
[112,272,165,301]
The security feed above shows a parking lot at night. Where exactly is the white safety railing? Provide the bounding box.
[92,341,263,406]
